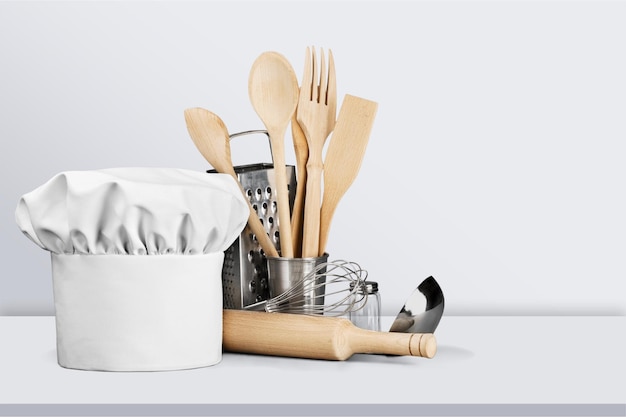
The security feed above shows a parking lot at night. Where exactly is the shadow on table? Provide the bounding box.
[348,344,474,364]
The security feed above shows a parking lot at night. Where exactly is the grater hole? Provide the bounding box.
[272,201,277,213]
[248,250,254,262]
[268,217,274,225]
[265,186,272,197]
[246,189,252,198]
[252,204,258,212]
[256,188,262,200]
[262,202,268,214]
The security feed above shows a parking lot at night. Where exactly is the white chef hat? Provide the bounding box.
[16,168,249,371]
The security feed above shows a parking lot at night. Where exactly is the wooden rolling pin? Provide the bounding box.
[223,310,436,360]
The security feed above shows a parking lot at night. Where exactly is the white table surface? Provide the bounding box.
[0,316,624,416]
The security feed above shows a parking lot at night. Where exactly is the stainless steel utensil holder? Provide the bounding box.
[209,130,296,309]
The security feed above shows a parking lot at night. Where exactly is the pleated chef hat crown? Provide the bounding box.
[16,167,249,255]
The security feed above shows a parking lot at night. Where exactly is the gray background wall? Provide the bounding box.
[1,0,624,316]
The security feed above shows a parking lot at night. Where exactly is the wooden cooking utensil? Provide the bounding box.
[184,107,279,258]
[223,310,436,360]
[296,46,337,258]
[290,115,308,257]
[318,94,378,255]
[248,51,299,258]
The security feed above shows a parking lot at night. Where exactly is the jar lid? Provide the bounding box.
[350,280,378,294]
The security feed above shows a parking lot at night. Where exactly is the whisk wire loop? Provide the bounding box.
[264,259,369,316]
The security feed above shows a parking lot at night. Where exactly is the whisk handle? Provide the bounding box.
[223,310,436,360]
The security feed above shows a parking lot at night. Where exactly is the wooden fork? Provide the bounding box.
[296,46,337,258]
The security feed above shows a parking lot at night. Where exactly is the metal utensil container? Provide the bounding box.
[266,253,329,314]
[209,130,296,309]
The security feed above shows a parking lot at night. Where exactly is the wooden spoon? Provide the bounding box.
[248,52,299,258]
[318,94,378,255]
[290,116,308,257]
[184,107,279,258]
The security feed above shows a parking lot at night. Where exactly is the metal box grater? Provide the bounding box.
[208,131,297,309]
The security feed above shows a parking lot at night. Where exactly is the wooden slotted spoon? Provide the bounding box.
[248,51,299,258]
[318,94,378,256]
[184,107,279,258]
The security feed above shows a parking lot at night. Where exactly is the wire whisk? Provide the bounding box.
[245,259,369,316]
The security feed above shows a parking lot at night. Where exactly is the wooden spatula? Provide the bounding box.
[318,94,378,256]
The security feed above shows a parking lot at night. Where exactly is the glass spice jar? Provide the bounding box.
[349,281,381,331]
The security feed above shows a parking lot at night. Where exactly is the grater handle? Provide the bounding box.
[228,130,273,165]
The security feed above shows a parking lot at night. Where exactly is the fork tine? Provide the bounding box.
[319,48,328,105]
[327,49,337,118]
[311,46,319,103]
[326,49,337,110]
